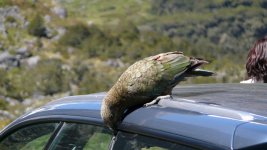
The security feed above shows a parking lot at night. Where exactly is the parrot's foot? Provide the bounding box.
[144,95,172,107]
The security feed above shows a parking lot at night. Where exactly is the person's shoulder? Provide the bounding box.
[240,78,255,83]
[240,78,264,83]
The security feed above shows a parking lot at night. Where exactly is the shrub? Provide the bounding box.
[0,59,72,100]
[32,59,70,95]
[59,23,92,47]
[4,68,35,101]
[75,61,123,94]
[0,69,9,96]
[5,16,16,23]
[81,34,122,58]
[0,0,12,7]
[114,21,139,41]
[28,14,47,37]
[0,119,11,130]
[0,98,8,110]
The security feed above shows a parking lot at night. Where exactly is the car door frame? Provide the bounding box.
[1,115,230,150]
[0,115,113,150]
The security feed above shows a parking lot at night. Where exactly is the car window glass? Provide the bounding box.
[0,123,58,150]
[113,132,198,150]
[49,123,112,150]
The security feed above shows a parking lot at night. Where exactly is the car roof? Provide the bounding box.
[173,83,267,116]
[2,83,267,150]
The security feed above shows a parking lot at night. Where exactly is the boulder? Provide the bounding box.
[52,27,66,40]
[51,6,67,19]
[106,59,125,68]
[0,51,19,68]
[16,47,32,59]
[0,110,15,119]
[25,55,40,68]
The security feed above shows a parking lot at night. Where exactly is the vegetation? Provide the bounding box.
[0,97,7,110]
[0,0,12,7]
[0,0,266,128]
[28,14,47,37]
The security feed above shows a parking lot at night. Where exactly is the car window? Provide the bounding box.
[113,132,199,150]
[48,123,112,150]
[0,123,58,150]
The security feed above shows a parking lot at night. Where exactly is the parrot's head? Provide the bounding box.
[101,95,124,133]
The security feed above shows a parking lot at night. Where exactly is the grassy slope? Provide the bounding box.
[59,0,152,25]
[30,0,266,86]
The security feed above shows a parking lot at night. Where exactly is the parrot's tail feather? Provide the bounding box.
[189,58,209,70]
[184,57,214,77]
[186,69,215,77]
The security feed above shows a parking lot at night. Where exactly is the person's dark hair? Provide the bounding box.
[246,36,267,83]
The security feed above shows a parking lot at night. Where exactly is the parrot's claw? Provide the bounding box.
[144,95,172,107]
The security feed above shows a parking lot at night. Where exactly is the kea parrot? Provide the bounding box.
[101,51,213,132]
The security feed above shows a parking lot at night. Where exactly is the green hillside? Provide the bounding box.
[0,0,266,128]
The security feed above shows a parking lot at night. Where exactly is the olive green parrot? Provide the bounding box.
[101,51,213,131]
